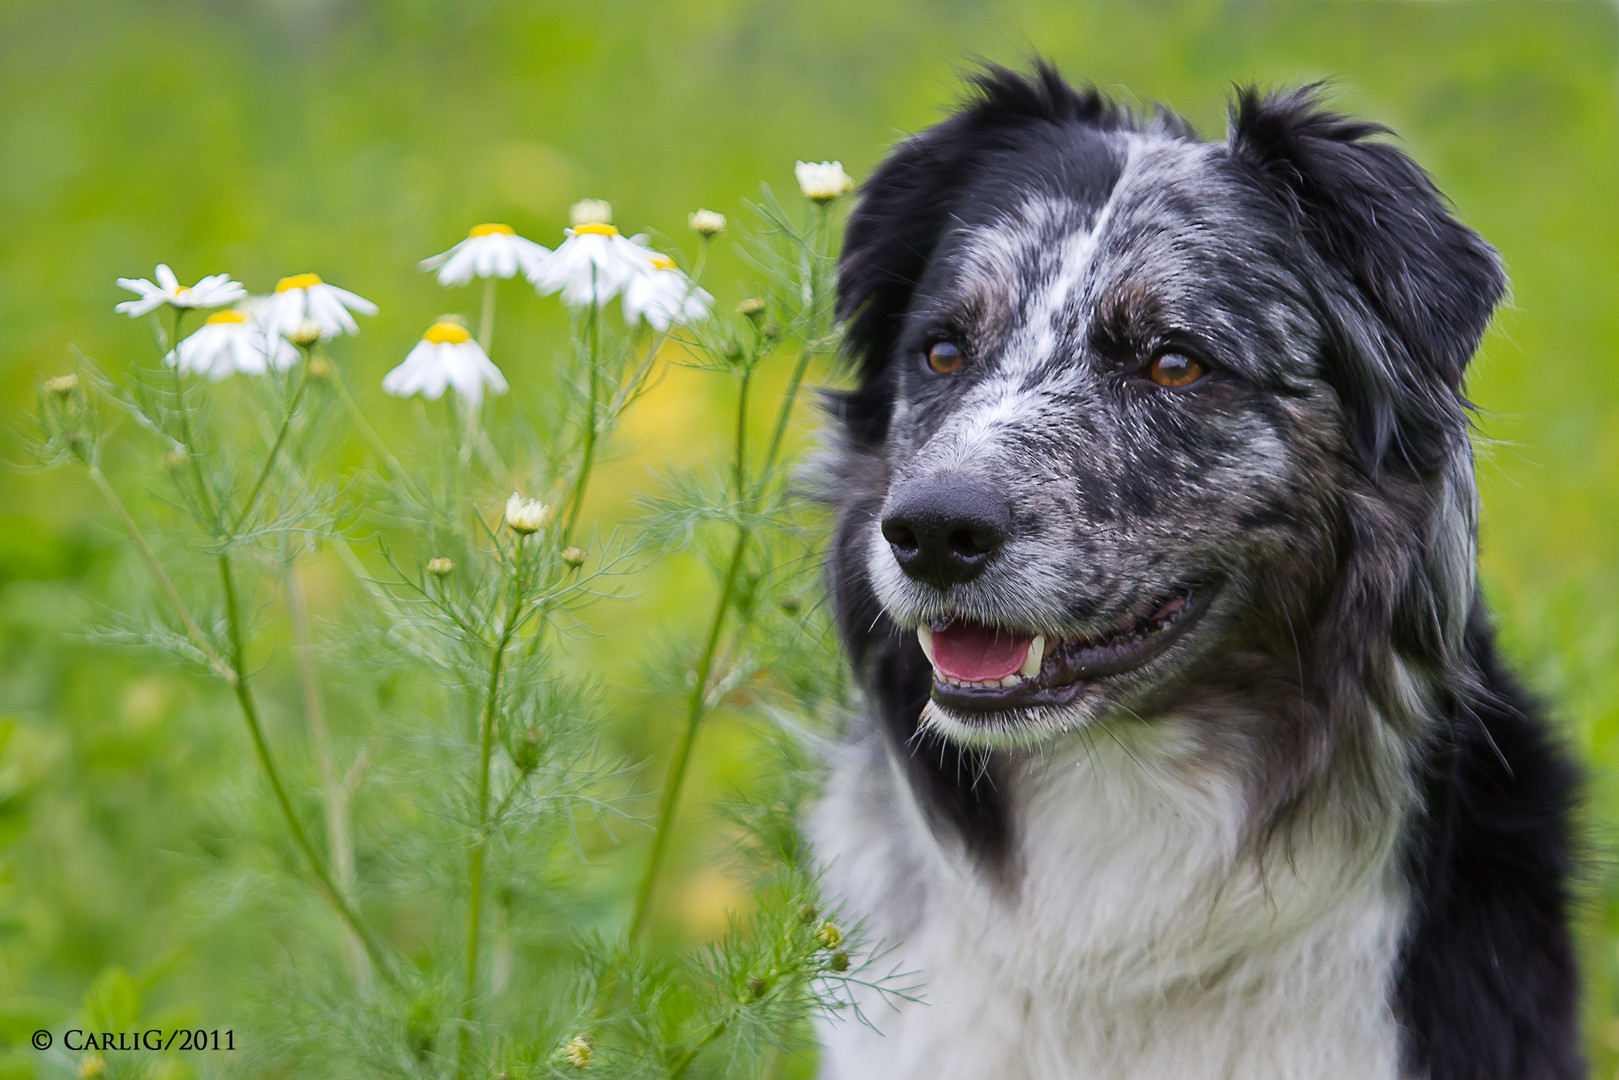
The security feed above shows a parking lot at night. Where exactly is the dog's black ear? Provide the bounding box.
[839,62,1125,381]
[829,119,976,445]
[1230,86,1506,477]
[835,62,1125,442]
[837,124,971,384]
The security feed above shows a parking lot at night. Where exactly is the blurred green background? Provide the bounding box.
[2,0,1616,1075]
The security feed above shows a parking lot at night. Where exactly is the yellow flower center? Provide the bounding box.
[649,255,677,271]
[174,285,190,294]
[469,223,515,238]
[276,273,322,292]
[207,310,249,324]
[424,321,472,345]
[573,223,619,237]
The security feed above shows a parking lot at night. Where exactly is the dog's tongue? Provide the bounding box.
[931,622,1032,682]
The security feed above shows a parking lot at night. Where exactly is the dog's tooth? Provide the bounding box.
[917,625,935,667]
[1020,634,1045,677]
[1000,675,1019,687]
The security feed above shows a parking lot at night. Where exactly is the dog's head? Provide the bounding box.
[827,64,1504,751]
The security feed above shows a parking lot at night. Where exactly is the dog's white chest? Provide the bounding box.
[810,726,1412,1080]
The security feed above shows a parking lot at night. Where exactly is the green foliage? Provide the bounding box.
[6,163,895,1078]
[1,2,1616,1076]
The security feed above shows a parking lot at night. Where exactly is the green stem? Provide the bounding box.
[326,361,427,502]
[478,277,497,355]
[233,355,312,532]
[560,299,602,545]
[802,201,831,314]
[629,521,751,941]
[463,282,508,479]
[733,367,752,501]
[628,349,762,939]
[629,318,820,941]
[165,310,219,526]
[752,210,828,492]
[116,320,395,984]
[476,768,529,846]
[460,398,508,483]
[217,551,397,986]
[286,558,371,993]
[87,466,231,681]
[668,1015,731,1080]
[759,346,813,481]
[456,575,524,1077]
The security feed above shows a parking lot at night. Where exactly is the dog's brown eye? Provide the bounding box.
[1148,352,1205,388]
[926,341,964,374]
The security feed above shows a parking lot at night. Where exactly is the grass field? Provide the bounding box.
[2,1,1616,1075]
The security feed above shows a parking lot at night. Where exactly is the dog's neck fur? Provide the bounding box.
[812,688,1421,1080]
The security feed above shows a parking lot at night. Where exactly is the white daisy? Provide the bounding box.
[621,254,713,331]
[381,319,509,406]
[528,223,658,308]
[419,223,552,286]
[504,493,550,535]
[260,273,378,341]
[794,160,854,202]
[166,309,300,380]
[115,264,245,317]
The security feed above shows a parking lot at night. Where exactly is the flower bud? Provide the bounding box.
[504,493,550,535]
[829,950,850,973]
[511,726,546,771]
[45,373,78,396]
[797,902,818,925]
[164,449,187,471]
[736,297,766,320]
[77,1054,106,1080]
[794,160,854,203]
[307,355,331,379]
[815,921,843,949]
[688,209,726,237]
[561,546,586,569]
[427,557,454,577]
[746,974,770,1000]
[286,319,322,348]
[569,199,613,228]
[555,1034,593,1069]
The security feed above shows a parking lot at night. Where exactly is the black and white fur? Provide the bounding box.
[811,65,1582,1079]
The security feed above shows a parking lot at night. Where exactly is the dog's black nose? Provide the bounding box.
[881,478,1011,588]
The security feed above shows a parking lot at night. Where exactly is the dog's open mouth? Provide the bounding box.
[918,584,1216,714]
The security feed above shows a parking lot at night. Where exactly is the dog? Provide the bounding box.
[810,64,1582,1080]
